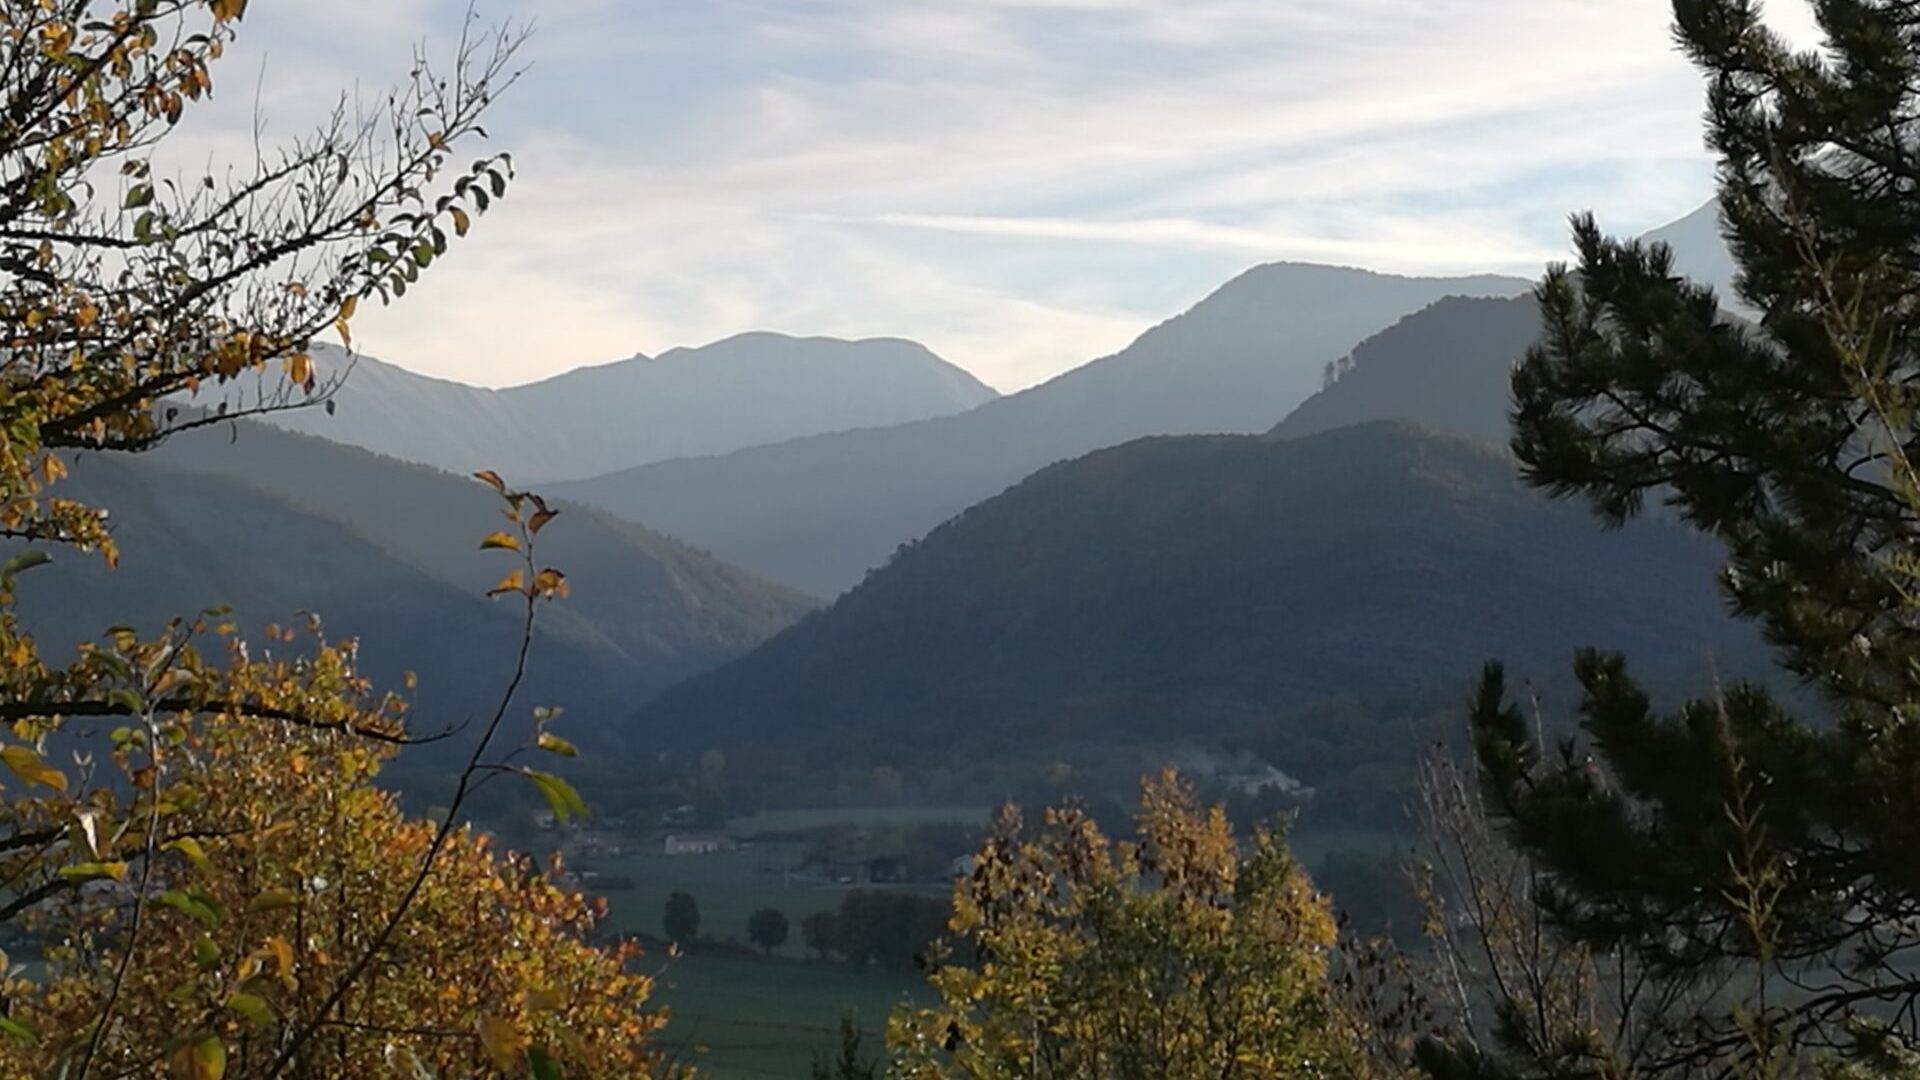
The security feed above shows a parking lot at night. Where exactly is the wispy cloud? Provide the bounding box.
[175,0,1823,390]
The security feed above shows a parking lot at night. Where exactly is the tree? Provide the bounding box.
[0,717,667,1078]
[802,910,840,961]
[828,890,948,970]
[811,1014,880,1080]
[1426,0,1920,1072]
[663,891,701,944]
[0,2,658,1075]
[888,769,1365,1080]
[748,905,790,955]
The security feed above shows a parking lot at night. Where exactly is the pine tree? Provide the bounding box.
[1425,0,1920,1074]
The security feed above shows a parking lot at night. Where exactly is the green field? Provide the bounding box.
[588,806,979,951]
[584,810,1408,1077]
[647,952,929,1079]
[592,845,947,952]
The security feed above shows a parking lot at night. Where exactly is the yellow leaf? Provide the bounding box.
[285,353,312,387]
[536,732,577,758]
[152,667,195,698]
[522,987,566,1012]
[333,296,356,348]
[476,1013,525,1073]
[209,0,248,22]
[169,1035,225,1080]
[479,531,520,552]
[529,508,558,535]
[265,934,295,987]
[488,569,526,598]
[450,207,471,237]
[165,836,211,872]
[473,469,507,492]
[58,862,126,883]
[1,746,66,793]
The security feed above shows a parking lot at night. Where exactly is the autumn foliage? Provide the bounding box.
[0,1,666,1077]
[0,720,665,1078]
[889,769,1365,1080]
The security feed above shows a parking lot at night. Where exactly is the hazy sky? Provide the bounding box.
[195,0,1820,391]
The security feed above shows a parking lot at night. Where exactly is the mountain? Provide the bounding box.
[228,333,998,482]
[630,422,1761,816]
[1641,198,1743,307]
[553,264,1531,596]
[17,422,815,772]
[1272,294,1541,445]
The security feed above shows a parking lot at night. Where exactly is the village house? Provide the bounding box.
[662,831,736,856]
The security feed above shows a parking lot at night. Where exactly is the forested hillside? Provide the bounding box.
[15,422,815,776]
[1272,295,1541,444]
[633,422,1761,815]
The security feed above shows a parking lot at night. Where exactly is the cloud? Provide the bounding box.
[170,0,1826,391]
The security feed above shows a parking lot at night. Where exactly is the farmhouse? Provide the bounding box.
[662,831,736,856]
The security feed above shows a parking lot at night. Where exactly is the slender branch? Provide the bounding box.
[264,535,541,1077]
[0,699,461,747]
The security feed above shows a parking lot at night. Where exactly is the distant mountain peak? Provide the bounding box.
[240,332,998,482]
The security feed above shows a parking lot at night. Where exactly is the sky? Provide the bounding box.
[185,0,1822,392]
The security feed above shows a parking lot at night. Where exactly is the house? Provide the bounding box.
[663,831,736,856]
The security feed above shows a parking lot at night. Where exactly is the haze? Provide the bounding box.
[176,0,1819,390]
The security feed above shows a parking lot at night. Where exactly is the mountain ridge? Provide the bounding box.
[554,262,1533,595]
[221,332,998,482]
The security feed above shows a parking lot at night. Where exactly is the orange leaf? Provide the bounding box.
[488,569,526,598]
[473,470,506,492]
[532,568,569,598]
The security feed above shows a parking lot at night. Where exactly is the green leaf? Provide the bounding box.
[0,1016,40,1044]
[225,993,272,1028]
[527,1046,563,1080]
[2,551,50,576]
[192,934,220,969]
[158,890,219,926]
[165,836,211,872]
[524,769,588,824]
[58,861,126,883]
[124,184,153,209]
[245,889,297,914]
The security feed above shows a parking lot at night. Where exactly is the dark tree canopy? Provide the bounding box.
[747,905,789,955]
[663,890,701,944]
